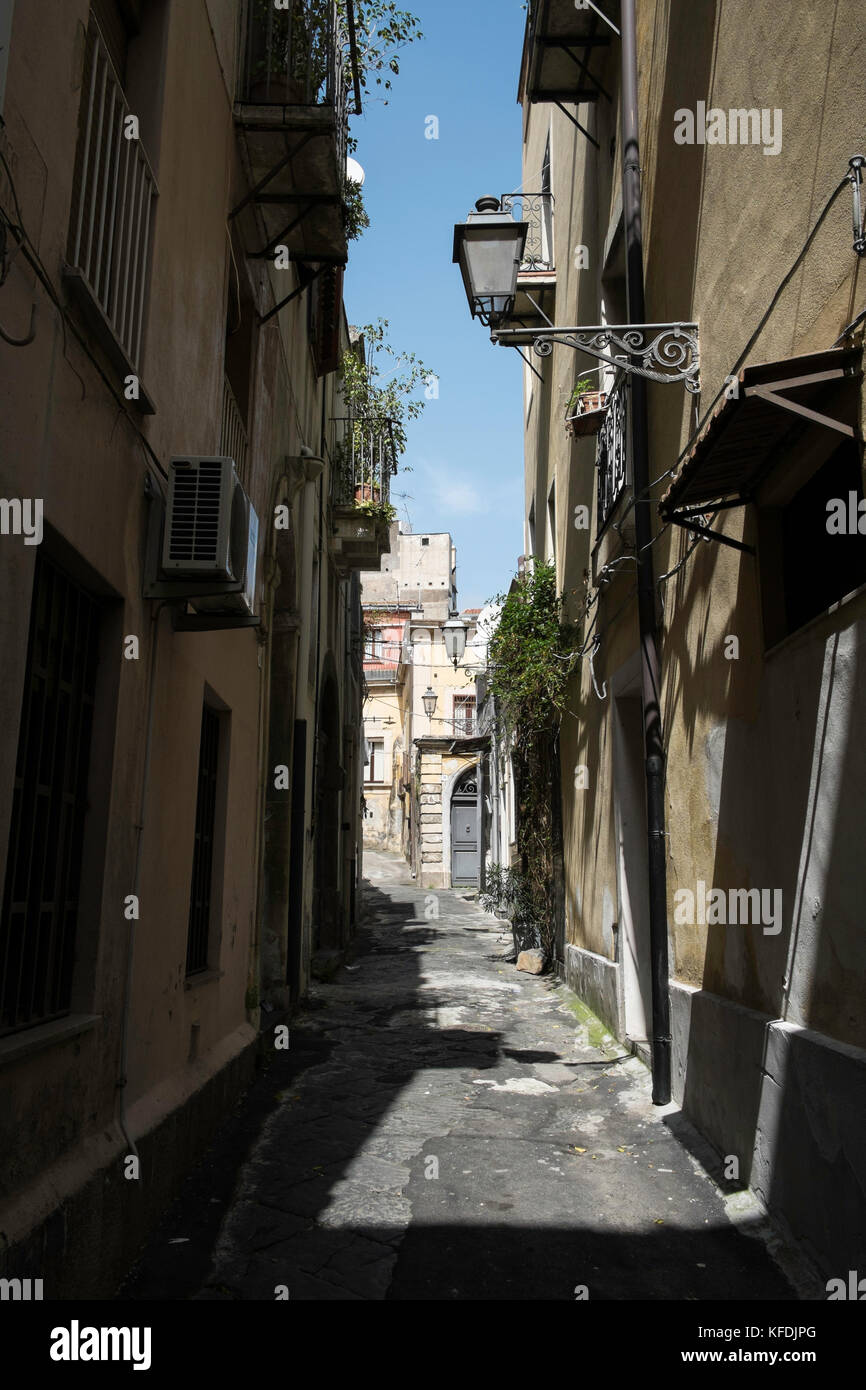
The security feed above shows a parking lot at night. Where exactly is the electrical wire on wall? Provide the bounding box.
[0,146,167,479]
[554,163,859,719]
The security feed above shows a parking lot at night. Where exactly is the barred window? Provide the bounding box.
[0,555,101,1036]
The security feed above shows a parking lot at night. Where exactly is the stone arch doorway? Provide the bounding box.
[314,667,342,951]
[450,764,479,886]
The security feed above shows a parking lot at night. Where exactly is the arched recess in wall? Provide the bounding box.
[444,762,480,889]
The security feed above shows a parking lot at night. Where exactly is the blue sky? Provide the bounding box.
[343,0,528,610]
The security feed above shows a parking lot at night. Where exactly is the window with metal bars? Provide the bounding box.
[186,704,221,975]
[66,9,158,374]
[0,555,101,1037]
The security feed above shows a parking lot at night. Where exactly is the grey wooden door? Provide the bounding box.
[451,769,479,885]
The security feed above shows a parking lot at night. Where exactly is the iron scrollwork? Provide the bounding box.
[527,323,701,393]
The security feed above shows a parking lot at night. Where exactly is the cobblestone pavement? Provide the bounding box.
[196,851,807,1301]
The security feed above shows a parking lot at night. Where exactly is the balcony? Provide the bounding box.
[501,190,555,331]
[63,14,158,407]
[502,193,554,274]
[362,659,404,687]
[518,0,614,111]
[329,416,397,572]
[595,370,631,536]
[232,0,357,265]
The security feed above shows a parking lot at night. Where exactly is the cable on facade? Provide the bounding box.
[832,305,866,344]
[598,170,853,541]
[675,171,852,470]
[0,147,168,480]
[588,635,607,700]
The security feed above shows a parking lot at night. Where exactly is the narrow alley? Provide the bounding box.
[124,852,809,1302]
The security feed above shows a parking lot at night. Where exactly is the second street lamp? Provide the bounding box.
[452,197,527,328]
[422,686,437,719]
[442,614,468,669]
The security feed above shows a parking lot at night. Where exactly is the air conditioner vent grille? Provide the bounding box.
[167,460,224,563]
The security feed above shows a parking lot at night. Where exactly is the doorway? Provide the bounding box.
[613,691,653,1044]
[314,672,342,950]
[450,765,479,886]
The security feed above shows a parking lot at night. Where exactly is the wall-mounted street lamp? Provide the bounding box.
[442,614,468,669]
[453,196,701,392]
[422,686,437,718]
[452,197,528,328]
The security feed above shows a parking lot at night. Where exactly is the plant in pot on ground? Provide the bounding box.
[479,863,542,963]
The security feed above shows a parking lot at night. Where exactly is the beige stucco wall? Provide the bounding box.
[522,0,866,1046]
[0,0,364,1283]
[362,679,406,850]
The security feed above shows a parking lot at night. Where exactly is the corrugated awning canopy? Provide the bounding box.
[518,0,614,109]
[659,347,863,522]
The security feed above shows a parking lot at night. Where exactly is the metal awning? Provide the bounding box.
[659,347,863,549]
[518,0,615,147]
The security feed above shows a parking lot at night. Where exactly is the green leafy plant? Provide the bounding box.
[343,178,370,241]
[487,562,576,743]
[566,376,594,413]
[485,564,577,964]
[341,319,433,457]
[479,863,542,955]
[339,2,423,107]
[249,0,331,96]
[353,497,396,524]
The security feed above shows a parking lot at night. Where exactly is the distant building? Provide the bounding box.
[359,524,481,885]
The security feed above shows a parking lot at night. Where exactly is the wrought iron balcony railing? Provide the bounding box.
[596,371,630,531]
[331,416,398,510]
[237,0,349,181]
[501,192,555,273]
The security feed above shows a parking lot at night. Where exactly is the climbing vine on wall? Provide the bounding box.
[486,563,577,961]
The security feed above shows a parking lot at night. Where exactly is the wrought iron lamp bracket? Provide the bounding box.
[493,322,702,394]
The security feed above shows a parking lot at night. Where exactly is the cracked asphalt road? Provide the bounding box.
[189,850,801,1301]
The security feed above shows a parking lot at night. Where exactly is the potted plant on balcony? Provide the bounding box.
[247,0,331,105]
[565,375,608,438]
[334,319,433,517]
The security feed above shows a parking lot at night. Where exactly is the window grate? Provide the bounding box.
[186,705,220,975]
[220,375,248,484]
[0,555,101,1037]
[67,13,158,371]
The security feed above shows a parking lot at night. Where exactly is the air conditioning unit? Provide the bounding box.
[162,456,258,615]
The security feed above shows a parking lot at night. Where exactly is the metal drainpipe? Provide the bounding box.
[620,0,671,1104]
